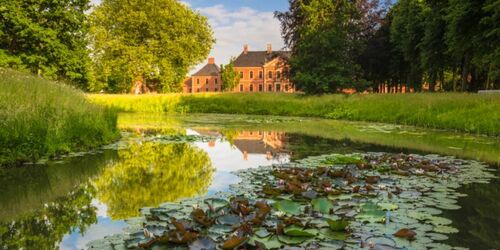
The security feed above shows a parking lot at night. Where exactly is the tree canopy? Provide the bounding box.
[277,0,500,93]
[0,0,92,89]
[89,0,215,93]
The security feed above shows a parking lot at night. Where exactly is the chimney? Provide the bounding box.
[243,44,248,54]
[208,57,215,64]
[267,43,272,54]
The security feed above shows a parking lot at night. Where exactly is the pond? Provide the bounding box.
[0,113,498,249]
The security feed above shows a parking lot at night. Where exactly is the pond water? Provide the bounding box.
[0,114,498,249]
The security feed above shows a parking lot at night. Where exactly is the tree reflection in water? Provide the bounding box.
[0,184,97,250]
[94,141,214,219]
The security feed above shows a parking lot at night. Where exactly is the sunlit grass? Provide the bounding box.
[89,92,500,136]
[0,69,119,165]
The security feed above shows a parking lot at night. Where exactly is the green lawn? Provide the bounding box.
[89,92,500,136]
[0,69,119,166]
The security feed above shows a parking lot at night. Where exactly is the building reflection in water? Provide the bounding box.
[193,129,289,164]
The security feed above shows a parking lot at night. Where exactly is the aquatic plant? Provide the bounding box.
[88,152,495,249]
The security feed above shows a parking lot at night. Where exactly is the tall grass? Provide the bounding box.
[88,92,500,136]
[0,69,119,166]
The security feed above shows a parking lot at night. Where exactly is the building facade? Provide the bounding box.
[183,44,295,93]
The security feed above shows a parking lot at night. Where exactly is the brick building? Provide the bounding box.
[184,44,294,93]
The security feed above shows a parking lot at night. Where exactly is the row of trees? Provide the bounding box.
[276,0,500,93]
[0,0,214,92]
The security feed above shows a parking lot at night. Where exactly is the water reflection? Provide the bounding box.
[0,114,498,249]
[94,141,214,219]
[0,184,97,249]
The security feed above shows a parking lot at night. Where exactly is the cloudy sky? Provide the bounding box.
[183,0,289,72]
[91,0,289,74]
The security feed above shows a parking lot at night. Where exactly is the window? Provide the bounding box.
[206,88,209,92]
[285,84,289,91]
[240,71,243,78]
[197,79,200,85]
[197,88,200,92]
[268,84,272,92]
[189,88,192,92]
[250,71,254,79]
[277,71,281,79]
[240,84,243,92]
[205,79,208,84]
[259,84,263,92]
[215,78,218,84]
[276,84,281,92]
[268,71,273,79]
[214,88,218,92]
[250,84,253,92]
[259,71,263,79]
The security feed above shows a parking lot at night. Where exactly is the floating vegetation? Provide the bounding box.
[88,152,495,250]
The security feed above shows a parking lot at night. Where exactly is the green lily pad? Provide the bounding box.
[378,203,398,211]
[284,225,318,237]
[319,228,349,241]
[312,198,334,214]
[433,225,459,234]
[251,235,282,249]
[277,235,309,245]
[274,200,301,216]
[326,219,349,232]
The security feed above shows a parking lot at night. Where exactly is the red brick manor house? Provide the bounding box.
[183,44,295,93]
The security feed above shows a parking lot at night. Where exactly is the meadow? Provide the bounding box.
[89,92,500,136]
[0,69,119,166]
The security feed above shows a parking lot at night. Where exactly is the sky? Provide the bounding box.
[91,0,290,74]
[181,0,289,73]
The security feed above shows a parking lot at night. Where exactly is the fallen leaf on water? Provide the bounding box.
[394,228,416,240]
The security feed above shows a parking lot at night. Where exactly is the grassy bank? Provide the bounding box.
[89,93,500,136]
[0,69,119,166]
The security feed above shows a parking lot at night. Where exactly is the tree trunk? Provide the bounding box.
[461,56,469,92]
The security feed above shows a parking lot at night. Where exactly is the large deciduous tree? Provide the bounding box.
[0,0,92,89]
[90,0,215,93]
[275,0,384,94]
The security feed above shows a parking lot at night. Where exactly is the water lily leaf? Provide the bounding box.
[394,228,416,240]
[427,216,452,226]
[217,214,241,225]
[204,198,229,212]
[433,225,459,234]
[377,203,398,211]
[255,228,271,238]
[251,235,282,249]
[284,225,318,237]
[319,228,349,240]
[189,237,216,250]
[302,190,318,199]
[274,200,301,216]
[277,235,308,245]
[326,219,349,232]
[221,236,248,250]
[312,198,333,214]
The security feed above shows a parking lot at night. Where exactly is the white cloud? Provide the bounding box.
[190,4,285,74]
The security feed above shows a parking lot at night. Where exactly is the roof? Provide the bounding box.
[233,51,291,67]
[192,63,220,76]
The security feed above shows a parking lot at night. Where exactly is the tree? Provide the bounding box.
[220,58,240,91]
[276,0,384,94]
[90,0,215,93]
[0,0,92,89]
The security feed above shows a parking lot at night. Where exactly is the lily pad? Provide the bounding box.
[189,237,216,250]
[312,198,334,214]
[284,225,318,237]
[326,219,349,232]
[274,200,301,216]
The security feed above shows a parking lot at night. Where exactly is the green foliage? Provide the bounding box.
[89,92,500,136]
[89,0,215,93]
[220,58,240,91]
[94,141,214,219]
[0,69,119,166]
[0,0,92,89]
[276,0,371,93]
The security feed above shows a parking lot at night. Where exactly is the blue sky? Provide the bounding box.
[182,0,289,12]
